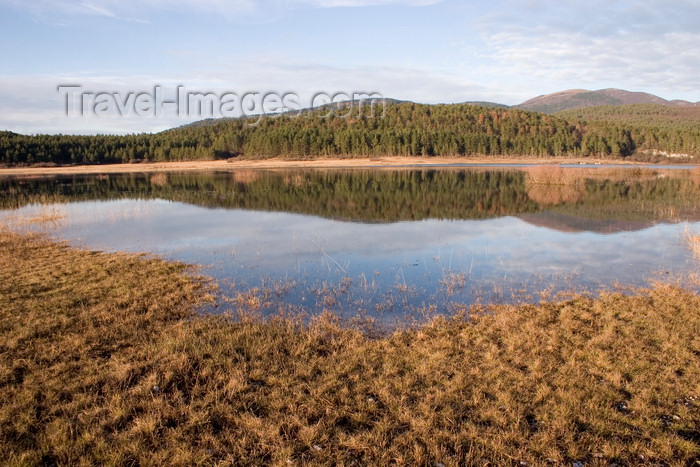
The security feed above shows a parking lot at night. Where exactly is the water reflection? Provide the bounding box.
[1,167,698,323]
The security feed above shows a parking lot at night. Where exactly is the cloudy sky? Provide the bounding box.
[1,0,698,134]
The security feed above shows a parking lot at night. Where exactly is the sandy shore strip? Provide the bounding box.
[0,156,690,176]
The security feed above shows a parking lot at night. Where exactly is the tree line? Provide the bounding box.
[1,102,698,165]
[556,104,700,159]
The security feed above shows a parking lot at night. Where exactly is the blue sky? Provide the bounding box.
[1,0,698,134]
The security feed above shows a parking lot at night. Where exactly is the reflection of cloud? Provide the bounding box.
[8,199,695,291]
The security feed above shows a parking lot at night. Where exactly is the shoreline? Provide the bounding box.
[0,156,694,176]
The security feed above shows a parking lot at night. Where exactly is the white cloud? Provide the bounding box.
[294,0,440,5]
[474,0,700,98]
[0,60,495,134]
[2,0,697,134]
[1,0,441,22]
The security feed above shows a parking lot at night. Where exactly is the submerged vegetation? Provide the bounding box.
[1,230,699,465]
[688,229,700,260]
[1,102,699,166]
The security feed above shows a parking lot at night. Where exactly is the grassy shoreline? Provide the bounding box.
[1,230,699,465]
[1,155,696,177]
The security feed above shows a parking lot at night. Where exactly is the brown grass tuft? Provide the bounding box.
[692,166,700,185]
[440,271,467,295]
[525,183,586,205]
[687,229,700,261]
[525,165,570,185]
[149,172,168,187]
[283,173,307,187]
[524,165,586,205]
[232,170,262,184]
[11,205,66,226]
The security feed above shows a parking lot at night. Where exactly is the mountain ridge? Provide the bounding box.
[516,88,699,114]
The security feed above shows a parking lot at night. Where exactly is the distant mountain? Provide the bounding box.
[517,88,699,114]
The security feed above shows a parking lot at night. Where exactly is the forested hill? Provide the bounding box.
[555,104,700,161]
[555,104,700,125]
[1,101,698,166]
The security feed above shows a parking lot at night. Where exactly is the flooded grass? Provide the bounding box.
[2,229,699,465]
[688,228,700,260]
[1,203,66,227]
[686,229,700,288]
[439,270,468,296]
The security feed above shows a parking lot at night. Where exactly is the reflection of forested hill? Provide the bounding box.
[518,212,655,234]
[1,169,698,231]
[0,170,539,221]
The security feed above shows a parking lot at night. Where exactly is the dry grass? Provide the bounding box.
[687,229,700,287]
[521,165,658,206]
[1,230,700,466]
[692,166,700,185]
[523,165,662,187]
[0,156,652,177]
[232,170,262,184]
[688,229,700,261]
[440,271,468,296]
[525,183,586,206]
[524,165,582,186]
[524,165,587,205]
[5,204,66,226]
[149,173,168,187]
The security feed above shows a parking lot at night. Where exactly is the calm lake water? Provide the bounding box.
[2,166,699,324]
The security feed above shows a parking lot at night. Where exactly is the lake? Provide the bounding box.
[1,166,699,324]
